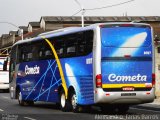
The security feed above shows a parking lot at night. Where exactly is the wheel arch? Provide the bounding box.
[58,85,63,96]
[68,86,75,100]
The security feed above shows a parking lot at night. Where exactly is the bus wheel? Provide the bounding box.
[60,90,70,112]
[17,91,25,106]
[26,101,34,106]
[70,91,81,113]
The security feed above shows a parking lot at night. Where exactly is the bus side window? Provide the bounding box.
[38,40,54,60]
[45,50,52,58]
[66,34,77,57]
[54,38,65,58]
[24,47,32,62]
[26,52,33,61]
[18,46,23,63]
[77,32,86,55]
[18,43,34,62]
[39,51,43,59]
[58,48,64,56]
[85,30,93,55]
[38,44,45,60]
[32,43,40,61]
[76,30,93,56]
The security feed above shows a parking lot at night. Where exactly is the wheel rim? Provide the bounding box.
[18,92,22,104]
[61,93,66,108]
[71,94,77,109]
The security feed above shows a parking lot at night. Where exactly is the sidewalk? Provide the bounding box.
[149,97,160,105]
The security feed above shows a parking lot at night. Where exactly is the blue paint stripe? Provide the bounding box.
[34,79,61,101]
[37,61,49,101]
[46,60,57,101]
[25,60,56,100]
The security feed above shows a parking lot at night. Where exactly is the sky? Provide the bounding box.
[0,0,160,36]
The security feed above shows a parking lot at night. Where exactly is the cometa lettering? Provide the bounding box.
[108,74,147,82]
[25,65,40,75]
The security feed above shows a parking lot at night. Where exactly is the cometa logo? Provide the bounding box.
[25,65,40,75]
[108,74,147,82]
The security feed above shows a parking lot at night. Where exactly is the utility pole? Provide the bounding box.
[0,21,23,40]
[74,0,85,27]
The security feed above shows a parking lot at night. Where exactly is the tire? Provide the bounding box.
[26,101,34,106]
[17,91,26,106]
[60,89,70,112]
[70,91,81,113]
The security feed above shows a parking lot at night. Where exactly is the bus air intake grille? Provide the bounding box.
[80,77,94,103]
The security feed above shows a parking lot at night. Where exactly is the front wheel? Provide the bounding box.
[17,91,25,106]
[26,101,34,106]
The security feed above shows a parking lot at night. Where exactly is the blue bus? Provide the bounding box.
[9,23,155,113]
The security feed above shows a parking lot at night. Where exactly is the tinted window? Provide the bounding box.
[51,30,93,58]
[101,26,151,47]
[17,30,94,62]
[18,40,54,63]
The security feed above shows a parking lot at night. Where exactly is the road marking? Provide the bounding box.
[0,109,4,111]
[131,107,160,113]
[2,96,9,99]
[24,117,36,120]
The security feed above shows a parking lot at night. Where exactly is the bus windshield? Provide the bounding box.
[101,25,152,47]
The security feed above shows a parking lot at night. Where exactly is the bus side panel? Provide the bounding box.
[17,60,61,102]
[61,53,94,105]
[16,54,94,105]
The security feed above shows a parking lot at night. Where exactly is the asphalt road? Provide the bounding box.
[0,92,160,120]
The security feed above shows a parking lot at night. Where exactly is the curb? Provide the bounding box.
[132,104,160,111]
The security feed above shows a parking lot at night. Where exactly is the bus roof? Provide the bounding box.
[12,22,151,47]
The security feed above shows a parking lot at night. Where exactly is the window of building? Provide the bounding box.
[157,46,160,53]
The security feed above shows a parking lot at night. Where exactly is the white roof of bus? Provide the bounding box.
[13,22,151,46]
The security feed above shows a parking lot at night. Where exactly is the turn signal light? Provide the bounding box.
[152,74,156,87]
[96,74,102,88]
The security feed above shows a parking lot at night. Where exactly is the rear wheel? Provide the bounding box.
[60,90,70,112]
[70,91,81,112]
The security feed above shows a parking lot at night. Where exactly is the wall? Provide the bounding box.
[46,23,63,31]
[155,47,160,97]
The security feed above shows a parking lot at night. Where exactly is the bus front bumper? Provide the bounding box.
[0,83,9,90]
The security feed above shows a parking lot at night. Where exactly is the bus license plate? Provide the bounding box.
[121,93,136,96]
